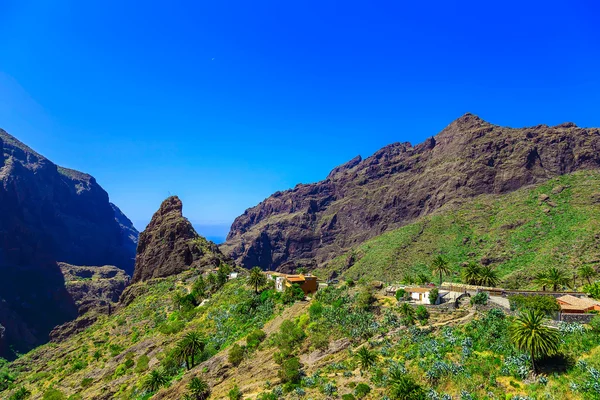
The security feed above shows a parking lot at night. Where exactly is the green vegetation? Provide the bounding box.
[247,267,267,293]
[431,255,451,287]
[509,310,560,372]
[324,171,600,288]
[509,294,560,317]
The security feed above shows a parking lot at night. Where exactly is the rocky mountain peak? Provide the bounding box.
[130,196,228,285]
[157,195,184,216]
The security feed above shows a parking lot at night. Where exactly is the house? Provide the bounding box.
[406,287,441,305]
[557,295,600,314]
[266,272,319,295]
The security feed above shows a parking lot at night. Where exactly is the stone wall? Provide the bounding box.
[560,313,596,324]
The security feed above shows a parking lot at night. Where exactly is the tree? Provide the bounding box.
[278,357,302,383]
[508,295,560,317]
[478,266,499,287]
[579,265,597,285]
[387,369,425,400]
[431,255,451,286]
[176,332,205,370]
[247,267,267,293]
[142,369,169,393]
[509,309,559,373]
[536,267,571,291]
[415,305,429,324]
[462,262,482,285]
[356,346,377,374]
[584,281,600,299]
[283,283,305,304]
[188,376,211,400]
[398,303,416,326]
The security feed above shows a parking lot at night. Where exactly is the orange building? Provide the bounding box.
[266,272,319,295]
[557,295,600,314]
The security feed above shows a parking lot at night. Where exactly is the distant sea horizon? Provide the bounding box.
[133,220,230,245]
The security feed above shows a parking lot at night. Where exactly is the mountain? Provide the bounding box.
[121,196,229,304]
[321,169,600,286]
[0,128,138,359]
[222,114,600,271]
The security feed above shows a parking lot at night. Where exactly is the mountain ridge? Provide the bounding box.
[221,114,600,271]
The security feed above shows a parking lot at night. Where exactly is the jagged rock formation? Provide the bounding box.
[222,114,600,270]
[48,263,129,342]
[130,196,228,284]
[0,128,139,358]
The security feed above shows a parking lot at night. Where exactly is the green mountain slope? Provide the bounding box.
[321,169,600,287]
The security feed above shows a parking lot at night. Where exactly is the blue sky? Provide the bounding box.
[1,1,599,241]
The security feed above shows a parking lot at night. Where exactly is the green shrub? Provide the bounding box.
[354,383,371,398]
[395,289,407,301]
[428,288,439,304]
[9,387,31,400]
[584,281,600,299]
[135,355,150,373]
[109,344,124,357]
[283,284,305,304]
[356,287,375,311]
[80,377,93,388]
[508,294,560,316]
[470,292,489,305]
[228,344,246,366]
[309,301,324,319]
[278,357,302,384]
[158,320,185,335]
[589,315,600,333]
[342,394,356,400]
[246,329,267,350]
[42,388,66,400]
[228,385,243,400]
[415,306,429,323]
[346,279,355,287]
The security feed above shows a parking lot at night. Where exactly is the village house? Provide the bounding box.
[266,271,319,295]
[406,287,442,305]
[557,294,600,314]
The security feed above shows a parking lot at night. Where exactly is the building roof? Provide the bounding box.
[407,287,430,293]
[286,276,306,283]
[557,295,599,311]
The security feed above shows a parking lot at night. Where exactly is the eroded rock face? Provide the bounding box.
[0,129,138,358]
[130,196,227,284]
[48,264,129,343]
[222,114,600,270]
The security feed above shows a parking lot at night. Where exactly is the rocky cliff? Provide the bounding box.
[0,128,138,358]
[222,114,600,270]
[130,196,228,285]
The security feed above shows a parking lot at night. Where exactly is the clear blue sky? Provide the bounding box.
[1,1,599,241]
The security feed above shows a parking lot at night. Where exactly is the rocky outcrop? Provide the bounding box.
[130,196,228,284]
[222,114,600,270]
[0,128,138,358]
[48,264,129,343]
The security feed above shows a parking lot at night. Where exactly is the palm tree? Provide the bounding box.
[176,332,206,370]
[536,267,570,291]
[356,346,377,374]
[388,369,425,400]
[188,376,211,400]
[579,265,597,285]
[398,303,416,326]
[143,369,169,393]
[462,262,482,285]
[509,309,559,373]
[478,266,499,287]
[247,266,267,293]
[431,255,451,286]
